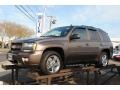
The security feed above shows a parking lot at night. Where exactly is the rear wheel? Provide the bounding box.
[96,52,109,67]
[40,51,62,75]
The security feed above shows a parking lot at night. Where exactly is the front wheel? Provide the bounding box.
[40,51,62,75]
[96,52,109,67]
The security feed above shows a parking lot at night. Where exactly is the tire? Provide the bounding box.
[40,51,62,75]
[96,52,109,67]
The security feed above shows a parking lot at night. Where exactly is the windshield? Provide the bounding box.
[41,27,71,37]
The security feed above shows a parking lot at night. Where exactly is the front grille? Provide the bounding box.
[11,43,22,51]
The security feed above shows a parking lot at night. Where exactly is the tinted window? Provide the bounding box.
[88,29,101,41]
[99,31,110,42]
[72,28,87,40]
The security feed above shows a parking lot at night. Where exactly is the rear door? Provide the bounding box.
[87,29,101,60]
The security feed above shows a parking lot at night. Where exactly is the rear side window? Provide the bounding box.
[99,31,111,42]
[88,29,101,41]
[72,28,88,40]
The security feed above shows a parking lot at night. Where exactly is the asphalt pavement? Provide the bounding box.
[0,49,9,62]
[0,49,12,84]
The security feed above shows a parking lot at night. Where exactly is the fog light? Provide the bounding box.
[22,58,29,62]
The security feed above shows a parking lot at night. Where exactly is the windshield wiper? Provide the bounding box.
[41,35,59,37]
[47,35,59,37]
[40,36,46,37]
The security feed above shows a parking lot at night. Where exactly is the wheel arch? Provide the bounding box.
[42,47,65,63]
[101,49,110,59]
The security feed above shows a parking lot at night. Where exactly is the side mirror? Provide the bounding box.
[70,34,80,40]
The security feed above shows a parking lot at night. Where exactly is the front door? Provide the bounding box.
[67,28,90,64]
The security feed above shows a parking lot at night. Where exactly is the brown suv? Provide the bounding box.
[7,25,113,74]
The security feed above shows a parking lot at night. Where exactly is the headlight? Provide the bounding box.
[23,43,34,48]
[33,43,37,50]
[22,43,37,52]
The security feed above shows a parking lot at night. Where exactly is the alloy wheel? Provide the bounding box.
[46,55,60,73]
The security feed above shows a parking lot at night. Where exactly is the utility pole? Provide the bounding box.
[43,7,46,34]
[47,16,56,30]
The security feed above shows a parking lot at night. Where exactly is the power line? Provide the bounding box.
[19,5,36,21]
[15,5,35,22]
[14,5,36,23]
[25,5,36,19]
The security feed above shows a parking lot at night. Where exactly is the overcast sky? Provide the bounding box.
[0,5,120,38]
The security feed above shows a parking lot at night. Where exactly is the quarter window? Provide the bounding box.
[99,31,110,42]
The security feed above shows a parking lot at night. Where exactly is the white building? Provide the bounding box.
[111,38,120,50]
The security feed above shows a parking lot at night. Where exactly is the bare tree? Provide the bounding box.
[14,24,34,39]
[0,23,6,48]
[0,21,35,48]
[3,21,35,39]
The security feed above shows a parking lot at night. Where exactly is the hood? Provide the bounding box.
[13,37,51,43]
[12,36,62,43]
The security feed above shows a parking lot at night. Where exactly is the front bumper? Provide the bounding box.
[7,51,44,65]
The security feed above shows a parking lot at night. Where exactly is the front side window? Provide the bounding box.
[41,27,71,37]
[71,28,87,40]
